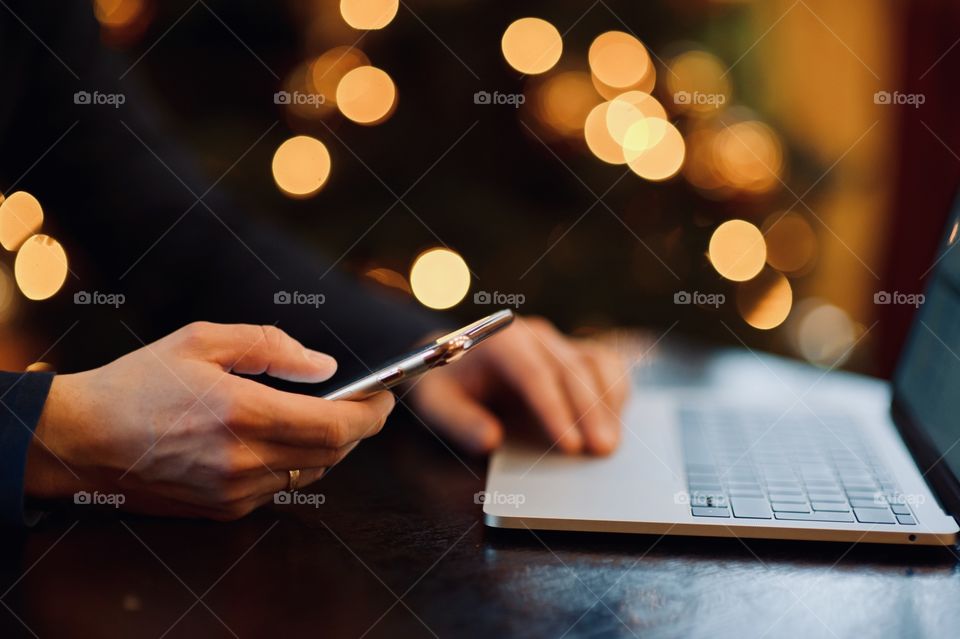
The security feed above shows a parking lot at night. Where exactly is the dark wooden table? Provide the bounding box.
[1,410,958,639]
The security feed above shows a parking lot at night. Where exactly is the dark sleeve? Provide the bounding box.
[0,2,450,377]
[0,372,54,527]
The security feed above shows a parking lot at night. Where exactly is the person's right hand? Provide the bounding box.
[24,322,395,520]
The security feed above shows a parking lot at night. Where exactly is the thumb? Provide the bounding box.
[178,322,337,383]
[412,375,503,454]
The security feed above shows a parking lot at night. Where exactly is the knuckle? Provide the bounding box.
[258,324,287,352]
[325,414,350,449]
[177,321,215,348]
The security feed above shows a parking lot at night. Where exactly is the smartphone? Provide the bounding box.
[322,309,515,401]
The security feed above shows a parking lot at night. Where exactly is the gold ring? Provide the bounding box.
[288,469,301,492]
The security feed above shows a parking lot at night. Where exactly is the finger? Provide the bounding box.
[495,335,583,453]
[245,441,359,472]
[412,375,503,454]
[581,341,631,413]
[231,379,396,447]
[531,329,618,455]
[176,322,338,383]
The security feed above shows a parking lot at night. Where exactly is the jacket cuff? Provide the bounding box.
[0,371,55,527]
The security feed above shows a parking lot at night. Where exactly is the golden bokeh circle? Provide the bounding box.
[0,191,44,252]
[626,119,685,181]
[501,18,563,75]
[709,219,767,282]
[14,234,68,301]
[736,268,793,330]
[584,102,626,165]
[589,31,651,90]
[336,65,397,124]
[605,91,666,146]
[272,136,332,198]
[340,0,398,30]
[530,71,600,139]
[410,248,471,310]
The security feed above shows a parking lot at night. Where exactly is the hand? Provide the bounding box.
[407,316,630,456]
[25,322,395,520]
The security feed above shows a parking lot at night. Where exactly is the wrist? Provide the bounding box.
[24,373,97,500]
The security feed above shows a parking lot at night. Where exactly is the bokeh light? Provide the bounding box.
[310,46,370,109]
[0,191,44,251]
[589,31,652,92]
[14,234,68,301]
[340,0,398,30]
[736,268,793,330]
[605,91,666,146]
[529,71,600,140]
[336,65,397,124]
[93,0,144,29]
[713,121,783,194]
[762,212,817,274]
[584,102,626,165]
[409,248,471,310]
[625,119,685,181]
[794,300,857,366]
[501,18,563,75]
[665,50,731,114]
[709,219,766,281]
[272,136,332,198]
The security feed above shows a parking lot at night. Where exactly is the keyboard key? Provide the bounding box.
[896,514,917,525]
[689,483,724,493]
[891,504,912,516]
[690,494,728,508]
[771,502,811,513]
[811,501,850,512]
[692,507,731,518]
[774,511,855,523]
[853,508,896,524]
[768,493,807,503]
[849,497,887,509]
[807,493,846,503]
[729,490,765,499]
[730,498,773,519]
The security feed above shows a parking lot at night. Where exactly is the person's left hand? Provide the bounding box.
[406,316,630,455]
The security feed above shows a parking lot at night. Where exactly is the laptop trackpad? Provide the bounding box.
[484,394,687,523]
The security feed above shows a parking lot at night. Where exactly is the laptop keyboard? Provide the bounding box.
[680,406,917,525]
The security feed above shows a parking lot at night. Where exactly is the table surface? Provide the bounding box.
[3,344,960,639]
[3,422,959,639]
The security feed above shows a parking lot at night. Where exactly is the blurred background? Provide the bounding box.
[2,0,959,378]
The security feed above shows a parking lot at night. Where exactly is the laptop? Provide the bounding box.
[483,209,960,546]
